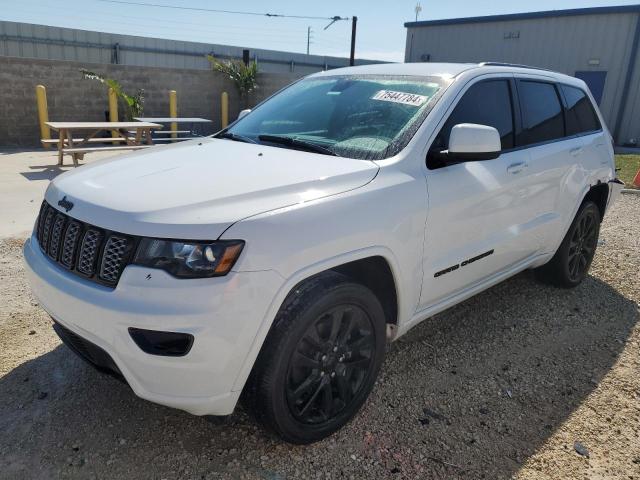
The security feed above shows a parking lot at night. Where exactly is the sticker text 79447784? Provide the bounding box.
[371,90,428,107]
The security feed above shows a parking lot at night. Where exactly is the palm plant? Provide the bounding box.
[80,69,145,120]
[206,55,258,107]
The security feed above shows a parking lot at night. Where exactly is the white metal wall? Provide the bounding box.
[405,12,640,144]
[0,21,381,75]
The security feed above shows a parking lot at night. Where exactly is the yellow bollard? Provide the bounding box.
[36,85,51,148]
[169,90,177,139]
[221,91,229,129]
[108,87,119,142]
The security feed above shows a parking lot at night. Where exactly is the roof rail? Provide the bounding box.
[478,62,554,72]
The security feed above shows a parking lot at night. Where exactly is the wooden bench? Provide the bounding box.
[134,117,212,142]
[42,137,132,145]
[45,121,162,166]
[127,130,196,142]
[153,137,202,142]
[62,145,150,154]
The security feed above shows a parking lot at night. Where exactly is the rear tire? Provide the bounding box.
[535,201,601,288]
[242,271,386,444]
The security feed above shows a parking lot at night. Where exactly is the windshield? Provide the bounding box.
[222,75,447,160]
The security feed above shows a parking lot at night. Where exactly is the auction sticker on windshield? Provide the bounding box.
[371,90,428,106]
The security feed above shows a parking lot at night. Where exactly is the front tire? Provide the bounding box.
[535,201,601,288]
[243,272,386,444]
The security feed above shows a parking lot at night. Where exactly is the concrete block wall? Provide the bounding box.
[0,56,302,147]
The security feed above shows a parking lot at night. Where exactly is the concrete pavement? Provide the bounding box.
[0,148,121,238]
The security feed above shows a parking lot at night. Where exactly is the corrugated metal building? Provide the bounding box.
[404,5,640,145]
[0,20,381,75]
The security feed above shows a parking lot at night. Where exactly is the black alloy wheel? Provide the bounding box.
[286,304,375,425]
[566,206,599,282]
[535,201,601,288]
[243,271,386,444]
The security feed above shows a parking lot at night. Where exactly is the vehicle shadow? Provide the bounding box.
[0,272,637,479]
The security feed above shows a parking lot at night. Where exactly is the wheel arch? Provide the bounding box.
[542,180,609,268]
[231,248,402,393]
[582,181,609,220]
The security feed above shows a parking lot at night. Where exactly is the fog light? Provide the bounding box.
[128,328,194,357]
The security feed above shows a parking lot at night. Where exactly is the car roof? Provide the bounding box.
[309,62,579,84]
[309,62,477,79]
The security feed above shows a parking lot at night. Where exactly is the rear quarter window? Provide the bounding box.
[560,84,601,135]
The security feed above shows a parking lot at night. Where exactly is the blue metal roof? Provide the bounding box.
[404,4,640,28]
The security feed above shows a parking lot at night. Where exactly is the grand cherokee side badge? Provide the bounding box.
[434,249,494,278]
[58,196,74,212]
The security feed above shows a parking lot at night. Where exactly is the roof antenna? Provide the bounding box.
[414,2,422,21]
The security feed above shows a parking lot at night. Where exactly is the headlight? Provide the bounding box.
[133,239,244,278]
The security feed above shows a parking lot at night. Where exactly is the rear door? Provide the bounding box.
[419,76,536,309]
[512,77,580,253]
[516,76,582,250]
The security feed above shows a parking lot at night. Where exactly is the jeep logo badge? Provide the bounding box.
[58,196,74,212]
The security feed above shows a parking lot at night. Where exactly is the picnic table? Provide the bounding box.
[45,121,163,167]
[134,117,212,142]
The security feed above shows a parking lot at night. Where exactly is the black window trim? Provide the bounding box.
[509,78,604,152]
[426,75,606,169]
[514,78,567,149]
[426,76,519,170]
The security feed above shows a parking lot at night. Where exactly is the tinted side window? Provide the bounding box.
[432,80,515,151]
[561,85,601,135]
[518,81,564,146]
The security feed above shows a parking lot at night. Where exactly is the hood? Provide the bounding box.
[46,138,378,239]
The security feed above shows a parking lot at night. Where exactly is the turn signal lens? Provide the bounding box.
[214,243,244,274]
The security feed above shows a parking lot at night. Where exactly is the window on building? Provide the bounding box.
[561,85,601,135]
[517,81,565,146]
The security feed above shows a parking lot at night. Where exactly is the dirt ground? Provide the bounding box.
[0,195,638,480]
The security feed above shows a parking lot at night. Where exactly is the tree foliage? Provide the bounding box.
[206,55,258,99]
[80,69,145,120]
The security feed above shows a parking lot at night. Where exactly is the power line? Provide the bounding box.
[94,0,357,64]
[6,5,318,40]
[96,0,350,22]
[7,12,304,43]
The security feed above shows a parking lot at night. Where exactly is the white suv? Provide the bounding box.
[24,62,623,443]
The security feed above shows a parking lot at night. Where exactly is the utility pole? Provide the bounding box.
[307,26,312,55]
[349,16,357,66]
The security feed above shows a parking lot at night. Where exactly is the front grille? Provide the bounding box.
[60,221,81,268]
[35,201,137,287]
[77,229,102,276]
[100,236,129,283]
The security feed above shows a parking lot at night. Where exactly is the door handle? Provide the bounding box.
[507,162,528,174]
[570,147,583,156]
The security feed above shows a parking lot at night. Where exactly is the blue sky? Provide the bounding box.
[3,0,638,61]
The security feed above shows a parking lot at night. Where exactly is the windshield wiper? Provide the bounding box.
[258,134,338,156]
[215,131,258,144]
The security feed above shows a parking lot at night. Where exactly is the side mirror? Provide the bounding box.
[238,109,251,120]
[447,123,501,161]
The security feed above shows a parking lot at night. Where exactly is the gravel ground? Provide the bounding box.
[1,195,638,480]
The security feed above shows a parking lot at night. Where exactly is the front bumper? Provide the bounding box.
[23,236,283,415]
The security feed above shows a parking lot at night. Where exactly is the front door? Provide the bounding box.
[418,77,537,310]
